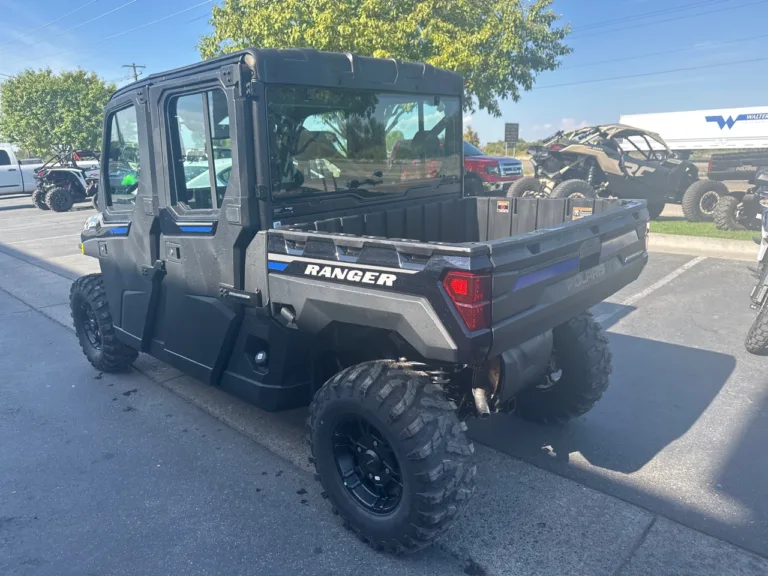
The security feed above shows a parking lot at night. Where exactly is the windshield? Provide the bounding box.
[463,141,484,156]
[266,86,462,200]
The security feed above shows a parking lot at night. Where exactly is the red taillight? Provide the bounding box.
[551,144,564,151]
[707,159,712,173]
[443,271,491,331]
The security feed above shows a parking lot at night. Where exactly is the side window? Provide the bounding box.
[0,150,11,166]
[169,88,231,212]
[106,106,141,210]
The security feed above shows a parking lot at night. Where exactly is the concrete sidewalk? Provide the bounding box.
[1,243,766,574]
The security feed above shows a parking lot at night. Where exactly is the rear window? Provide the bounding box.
[266,86,462,202]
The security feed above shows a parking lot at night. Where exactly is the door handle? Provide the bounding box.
[165,242,182,262]
[7,168,17,172]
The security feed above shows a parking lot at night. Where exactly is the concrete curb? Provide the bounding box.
[649,232,755,262]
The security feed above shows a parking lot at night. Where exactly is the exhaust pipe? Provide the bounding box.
[472,388,491,419]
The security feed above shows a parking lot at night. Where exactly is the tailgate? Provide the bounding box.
[485,198,648,356]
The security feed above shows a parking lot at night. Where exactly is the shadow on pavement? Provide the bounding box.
[467,333,768,556]
[591,302,636,330]
[0,203,37,212]
[471,333,734,474]
[0,240,77,274]
[711,384,768,555]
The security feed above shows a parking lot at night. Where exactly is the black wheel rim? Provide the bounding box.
[79,301,102,350]
[332,417,403,514]
[700,191,719,214]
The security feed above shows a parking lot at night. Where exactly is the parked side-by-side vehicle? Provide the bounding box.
[521,124,727,222]
[71,49,649,553]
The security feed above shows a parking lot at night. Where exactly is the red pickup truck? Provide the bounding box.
[389,139,523,195]
[463,141,523,194]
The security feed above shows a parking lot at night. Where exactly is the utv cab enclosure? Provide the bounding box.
[72,49,649,554]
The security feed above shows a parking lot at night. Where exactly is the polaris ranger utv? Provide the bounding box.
[71,49,649,554]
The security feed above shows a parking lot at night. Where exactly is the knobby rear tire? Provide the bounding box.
[515,312,612,425]
[308,360,475,554]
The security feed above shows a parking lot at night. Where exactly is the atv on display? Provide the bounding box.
[713,168,768,231]
[526,124,725,221]
[70,49,649,554]
[33,150,102,212]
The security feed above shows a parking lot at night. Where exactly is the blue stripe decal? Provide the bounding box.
[514,257,579,291]
[268,261,288,271]
[179,225,213,233]
[109,226,129,236]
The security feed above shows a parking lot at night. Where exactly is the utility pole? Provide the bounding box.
[122,63,146,82]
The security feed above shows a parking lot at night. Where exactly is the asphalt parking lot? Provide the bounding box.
[1,193,767,575]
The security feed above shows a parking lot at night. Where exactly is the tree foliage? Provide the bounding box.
[463,126,480,147]
[483,138,540,156]
[199,0,571,117]
[0,69,115,156]
[483,140,508,156]
[386,129,405,152]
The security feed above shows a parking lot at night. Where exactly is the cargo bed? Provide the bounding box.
[259,197,649,364]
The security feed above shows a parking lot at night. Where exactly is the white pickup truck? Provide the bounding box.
[0,145,43,195]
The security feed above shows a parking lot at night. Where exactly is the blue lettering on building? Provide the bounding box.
[706,112,768,130]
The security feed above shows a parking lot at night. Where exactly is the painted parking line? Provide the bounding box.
[595,256,707,326]
[0,221,87,233]
[4,234,80,245]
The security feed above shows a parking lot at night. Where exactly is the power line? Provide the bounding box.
[534,55,768,90]
[570,0,768,39]
[4,0,214,66]
[38,0,139,46]
[0,0,138,55]
[566,32,768,70]
[0,0,139,53]
[122,63,146,82]
[0,0,100,49]
[572,0,729,32]
[106,74,134,84]
[185,12,211,24]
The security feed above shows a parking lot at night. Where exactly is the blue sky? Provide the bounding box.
[1,0,767,144]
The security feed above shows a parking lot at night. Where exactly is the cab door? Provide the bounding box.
[149,71,257,384]
[97,88,162,350]
[0,149,22,193]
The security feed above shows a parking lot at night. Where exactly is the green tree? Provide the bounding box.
[483,140,507,156]
[484,139,531,156]
[386,129,405,152]
[199,0,570,117]
[0,69,115,157]
[463,126,480,147]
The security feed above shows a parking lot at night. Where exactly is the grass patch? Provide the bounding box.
[651,220,756,241]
